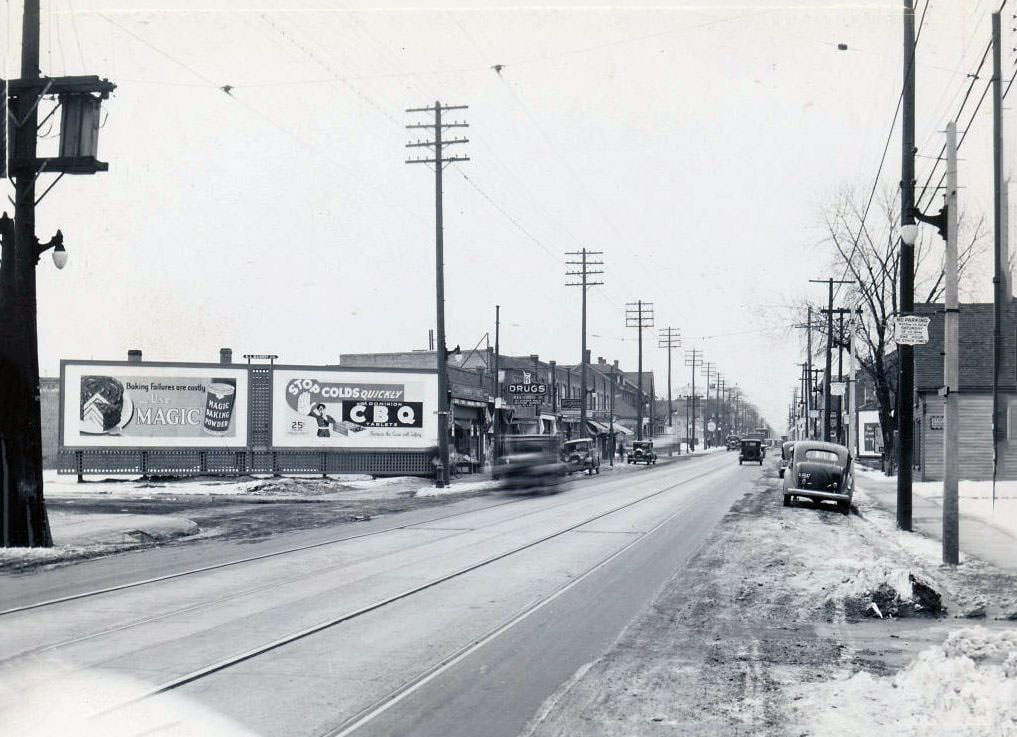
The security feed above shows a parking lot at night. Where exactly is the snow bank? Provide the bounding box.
[416,479,501,497]
[794,626,1017,737]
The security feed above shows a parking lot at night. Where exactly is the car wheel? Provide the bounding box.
[738,459,742,465]
[838,500,850,516]
[783,494,791,507]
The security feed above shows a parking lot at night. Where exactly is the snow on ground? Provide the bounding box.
[793,626,1017,737]
[854,467,1017,541]
[42,469,435,500]
[416,479,502,497]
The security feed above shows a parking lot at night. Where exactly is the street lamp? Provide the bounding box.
[51,241,67,269]
[900,223,919,246]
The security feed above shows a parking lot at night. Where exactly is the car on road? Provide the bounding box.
[782,440,853,515]
[778,441,795,478]
[738,439,763,465]
[725,435,740,451]
[627,440,657,465]
[562,438,601,475]
[493,434,569,492]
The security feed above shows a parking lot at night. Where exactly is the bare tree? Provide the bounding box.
[816,189,987,473]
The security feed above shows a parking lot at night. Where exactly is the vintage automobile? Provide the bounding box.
[492,434,569,492]
[726,435,741,451]
[782,440,853,515]
[627,440,657,465]
[562,437,601,475]
[739,438,763,465]
[778,440,795,478]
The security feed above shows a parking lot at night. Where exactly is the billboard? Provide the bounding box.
[272,368,438,449]
[61,362,249,447]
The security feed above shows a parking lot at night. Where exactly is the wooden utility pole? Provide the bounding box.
[991,10,1004,498]
[626,301,654,440]
[609,364,616,465]
[658,326,681,430]
[684,348,701,450]
[806,305,814,440]
[492,305,501,469]
[700,362,716,448]
[943,119,960,565]
[897,0,917,531]
[566,249,604,439]
[406,101,469,488]
[810,278,853,442]
[3,2,114,546]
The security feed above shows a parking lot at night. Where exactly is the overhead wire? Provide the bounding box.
[831,0,931,307]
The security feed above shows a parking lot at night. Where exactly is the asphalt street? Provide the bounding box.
[0,451,755,737]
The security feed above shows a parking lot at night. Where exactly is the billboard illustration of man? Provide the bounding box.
[308,403,336,438]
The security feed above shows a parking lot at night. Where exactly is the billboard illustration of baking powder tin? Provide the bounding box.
[61,362,249,447]
[271,368,438,449]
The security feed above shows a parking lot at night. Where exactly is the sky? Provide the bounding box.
[2,0,1013,429]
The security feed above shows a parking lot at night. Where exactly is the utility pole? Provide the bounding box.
[406,101,469,488]
[684,348,701,451]
[626,301,654,440]
[609,364,616,466]
[810,279,854,442]
[895,0,917,531]
[658,326,681,432]
[566,249,604,439]
[806,305,814,440]
[944,119,960,564]
[492,305,501,471]
[700,362,716,448]
[991,10,1004,498]
[2,1,114,547]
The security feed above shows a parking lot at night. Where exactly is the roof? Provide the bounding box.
[913,302,1017,392]
[792,440,849,456]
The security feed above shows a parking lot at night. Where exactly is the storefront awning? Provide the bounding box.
[613,423,635,436]
[586,419,611,434]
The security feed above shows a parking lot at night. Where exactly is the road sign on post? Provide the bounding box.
[890,315,930,346]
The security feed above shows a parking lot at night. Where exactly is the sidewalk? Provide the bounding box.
[854,469,1017,572]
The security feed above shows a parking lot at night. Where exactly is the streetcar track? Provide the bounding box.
[0,457,709,618]
[103,460,729,711]
[0,469,682,663]
[321,487,711,737]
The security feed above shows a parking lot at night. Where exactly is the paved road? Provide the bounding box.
[0,451,755,737]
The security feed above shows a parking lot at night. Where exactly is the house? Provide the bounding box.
[913,301,1017,481]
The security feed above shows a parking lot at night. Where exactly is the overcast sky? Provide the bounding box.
[3,0,1011,428]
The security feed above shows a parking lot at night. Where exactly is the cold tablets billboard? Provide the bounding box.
[272,368,438,449]
[61,362,249,447]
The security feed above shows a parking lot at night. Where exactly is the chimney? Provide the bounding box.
[127,349,142,363]
[613,359,619,370]
[598,356,606,365]
[220,347,233,365]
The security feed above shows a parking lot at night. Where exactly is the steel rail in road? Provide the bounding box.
[0,456,707,618]
[321,470,721,737]
[102,458,730,716]
[0,459,708,664]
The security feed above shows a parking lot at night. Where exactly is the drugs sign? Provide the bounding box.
[890,315,930,345]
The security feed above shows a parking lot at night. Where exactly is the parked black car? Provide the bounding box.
[726,435,741,451]
[782,440,853,515]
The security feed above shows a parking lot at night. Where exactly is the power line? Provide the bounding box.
[832,0,931,304]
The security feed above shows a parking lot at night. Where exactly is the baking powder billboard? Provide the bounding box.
[272,369,438,448]
[61,362,249,447]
